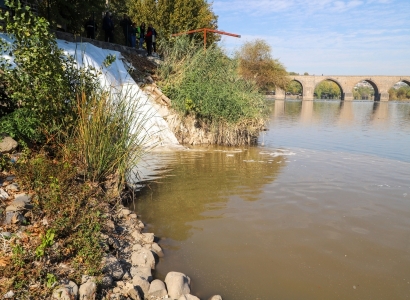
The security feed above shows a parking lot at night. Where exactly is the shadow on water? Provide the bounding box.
[131,146,287,241]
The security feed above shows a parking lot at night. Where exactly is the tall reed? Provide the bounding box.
[74,87,153,188]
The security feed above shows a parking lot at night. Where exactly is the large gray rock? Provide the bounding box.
[148,279,167,298]
[130,266,152,282]
[178,295,200,300]
[164,272,191,300]
[132,276,150,298]
[102,254,124,280]
[52,280,78,300]
[131,248,156,269]
[0,135,18,154]
[128,288,141,300]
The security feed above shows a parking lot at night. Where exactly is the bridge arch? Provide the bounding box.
[353,79,380,101]
[389,78,410,101]
[315,78,344,100]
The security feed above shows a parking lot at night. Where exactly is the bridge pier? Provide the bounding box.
[344,92,354,101]
[274,88,286,99]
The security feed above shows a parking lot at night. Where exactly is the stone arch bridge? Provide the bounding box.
[275,75,410,101]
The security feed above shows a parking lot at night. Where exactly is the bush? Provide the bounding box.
[158,37,267,125]
[0,0,98,144]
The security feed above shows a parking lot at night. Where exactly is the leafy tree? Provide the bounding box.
[353,86,374,100]
[286,81,302,95]
[36,0,105,34]
[236,39,289,92]
[125,0,219,48]
[303,72,309,75]
[0,0,97,143]
[314,81,341,99]
[288,71,299,75]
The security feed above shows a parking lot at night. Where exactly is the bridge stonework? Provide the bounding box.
[275,76,410,101]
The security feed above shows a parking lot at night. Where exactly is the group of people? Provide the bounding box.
[119,14,157,56]
[85,13,157,56]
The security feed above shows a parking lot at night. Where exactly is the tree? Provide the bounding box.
[126,0,218,48]
[236,39,289,92]
[36,0,106,34]
[314,81,341,99]
[286,81,302,95]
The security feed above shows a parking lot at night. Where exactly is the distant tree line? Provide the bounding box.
[389,86,410,100]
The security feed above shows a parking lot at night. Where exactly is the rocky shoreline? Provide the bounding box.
[0,136,222,300]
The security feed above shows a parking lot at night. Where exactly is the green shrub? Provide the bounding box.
[158,37,267,125]
[0,0,98,144]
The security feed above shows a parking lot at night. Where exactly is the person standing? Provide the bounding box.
[145,25,153,56]
[151,25,157,53]
[102,12,114,42]
[85,16,97,39]
[120,14,132,46]
[130,22,137,48]
[139,22,146,49]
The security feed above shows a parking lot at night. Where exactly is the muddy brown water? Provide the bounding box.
[130,100,410,300]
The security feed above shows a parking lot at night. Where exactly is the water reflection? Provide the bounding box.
[133,147,287,241]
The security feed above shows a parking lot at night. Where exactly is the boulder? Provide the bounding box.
[164,272,191,300]
[102,254,124,280]
[208,296,223,300]
[132,276,150,298]
[51,280,78,300]
[5,183,19,192]
[151,242,164,258]
[130,266,152,282]
[131,248,156,269]
[0,135,18,154]
[178,295,200,300]
[128,288,141,300]
[148,279,168,298]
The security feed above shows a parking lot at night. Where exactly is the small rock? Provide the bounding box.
[13,193,31,203]
[112,287,121,294]
[208,296,223,300]
[148,279,167,298]
[151,243,164,258]
[0,135,18,154]
[0,188,9,200]
[164,272,191,300]
[5,176,15,181]
[11,212,26,224]
[141,233,154,244]
[5,183,19,192]
[79,280,96,300]
[0,232,11,239]
[51,280,78,300]
[3,290,14,299]
[121,209,131,216]
[178,295,200,300]
[129,214,137,219]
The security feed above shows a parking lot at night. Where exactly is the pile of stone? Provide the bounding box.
[47,202,222,300]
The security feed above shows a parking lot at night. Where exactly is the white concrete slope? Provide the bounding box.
[0,33,181,150]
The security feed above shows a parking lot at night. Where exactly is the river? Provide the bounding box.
[130,100,410,300]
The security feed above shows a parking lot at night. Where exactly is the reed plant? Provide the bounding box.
[74,87,153,188]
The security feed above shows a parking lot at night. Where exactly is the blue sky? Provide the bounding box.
[212,0,410,75]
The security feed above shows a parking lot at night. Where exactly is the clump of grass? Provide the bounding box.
[157,37,267,145]
[75,88,152,189]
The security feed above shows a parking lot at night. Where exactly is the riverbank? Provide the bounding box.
[0,145,221,299]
